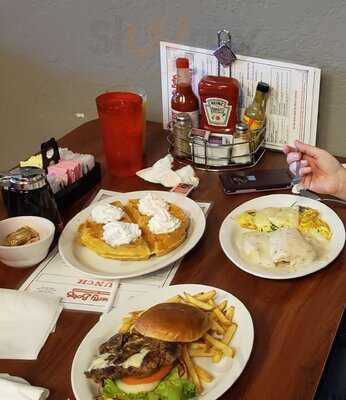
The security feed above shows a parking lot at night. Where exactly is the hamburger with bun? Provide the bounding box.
[85,302,210,400]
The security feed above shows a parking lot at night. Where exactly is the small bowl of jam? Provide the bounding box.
[0,216,55,268]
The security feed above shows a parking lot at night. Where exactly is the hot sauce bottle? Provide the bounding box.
[171,57,199,128]
[242,81,269,131]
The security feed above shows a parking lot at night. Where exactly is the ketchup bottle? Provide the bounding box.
[171,58,199,128]
[198,75,240,134]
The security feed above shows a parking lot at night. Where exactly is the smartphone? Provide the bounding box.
[220,169,292,195]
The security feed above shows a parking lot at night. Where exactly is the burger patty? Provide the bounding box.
[85,332,182,383]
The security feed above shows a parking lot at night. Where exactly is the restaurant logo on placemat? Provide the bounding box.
[67,288,108,302]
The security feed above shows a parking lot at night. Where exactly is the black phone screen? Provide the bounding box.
[220,169,292,194]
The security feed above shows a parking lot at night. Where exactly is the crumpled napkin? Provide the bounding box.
[136,154,199,188]
[0,374,49,400]
[0,289,63,360]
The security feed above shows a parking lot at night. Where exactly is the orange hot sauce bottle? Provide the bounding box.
[171,57,200,128]
[198,74,240,134]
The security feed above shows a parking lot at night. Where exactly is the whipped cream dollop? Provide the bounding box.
[91,204,124,224]
[148,209,181,234]
[102,221,141,246]
[138,193,168,216]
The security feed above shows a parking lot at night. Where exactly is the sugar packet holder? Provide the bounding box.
[189,129,233,167]
[41,138,101,209]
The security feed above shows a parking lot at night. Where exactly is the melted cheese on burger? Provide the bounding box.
[120,347,150,369]
[88,352,112,371]
[88,347,150,372]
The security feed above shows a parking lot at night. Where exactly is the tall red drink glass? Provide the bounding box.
[96,92,143,177]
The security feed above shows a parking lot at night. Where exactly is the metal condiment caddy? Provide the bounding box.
[168,28,267,171]
[167,126,266,172]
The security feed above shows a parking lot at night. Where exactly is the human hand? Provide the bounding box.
[283,140,346,200]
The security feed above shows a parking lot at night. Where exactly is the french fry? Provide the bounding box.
[119,320,132,333]
[188,349,214,357]
[166,295,181,303]
[189,342,208,351]
[212,349,223,363]
[218,299,228,312]
[204,333,235,357]
[182,345,203,393]
[195,365,214,383]
[184,293,214,311]
[222,323,237,344]
[195,290,217,301]
[208,299,216,307]
[210,319,226,335]
[178,295,192,305]
[225,306,235,321]
[212,307,232,326]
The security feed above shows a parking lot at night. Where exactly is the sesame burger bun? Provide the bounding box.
[134,302,210,342]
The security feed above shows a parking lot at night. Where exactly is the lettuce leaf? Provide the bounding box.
[102,367,196,400]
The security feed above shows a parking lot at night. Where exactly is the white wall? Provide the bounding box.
[1,0,346,170]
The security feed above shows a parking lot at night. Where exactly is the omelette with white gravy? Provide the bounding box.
[235,206,332,269]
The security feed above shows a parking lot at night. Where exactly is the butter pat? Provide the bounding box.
[20,154,43,168]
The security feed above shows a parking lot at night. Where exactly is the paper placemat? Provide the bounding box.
[20,189,212,313]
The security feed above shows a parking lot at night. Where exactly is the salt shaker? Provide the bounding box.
[231,122,251,164]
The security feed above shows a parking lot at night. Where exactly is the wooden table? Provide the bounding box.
[0,121,345,400]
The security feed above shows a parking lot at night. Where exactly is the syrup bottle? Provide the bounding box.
[171,57,199,128]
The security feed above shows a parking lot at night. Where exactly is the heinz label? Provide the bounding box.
[203,97,232,127]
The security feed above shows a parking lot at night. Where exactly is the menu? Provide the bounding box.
[20,189,212,313]
[160,41,321,150]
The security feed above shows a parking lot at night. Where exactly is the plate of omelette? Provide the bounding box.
[59,191,206,279]
[219,194,345,279]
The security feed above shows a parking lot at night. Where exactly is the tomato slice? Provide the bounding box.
[121,365,172,385]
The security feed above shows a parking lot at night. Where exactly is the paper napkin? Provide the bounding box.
[136,154,199,188]
[0,374,49,400]
[0,289,63,360]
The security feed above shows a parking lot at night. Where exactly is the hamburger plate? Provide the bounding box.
[71,284,254,400]
[85,303,210,398]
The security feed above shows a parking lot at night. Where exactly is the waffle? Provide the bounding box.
[78,201,151,260]
[125,200,190,257]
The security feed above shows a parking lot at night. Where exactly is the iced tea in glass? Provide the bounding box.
[96,92,143,177]
[105,86,147,145]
